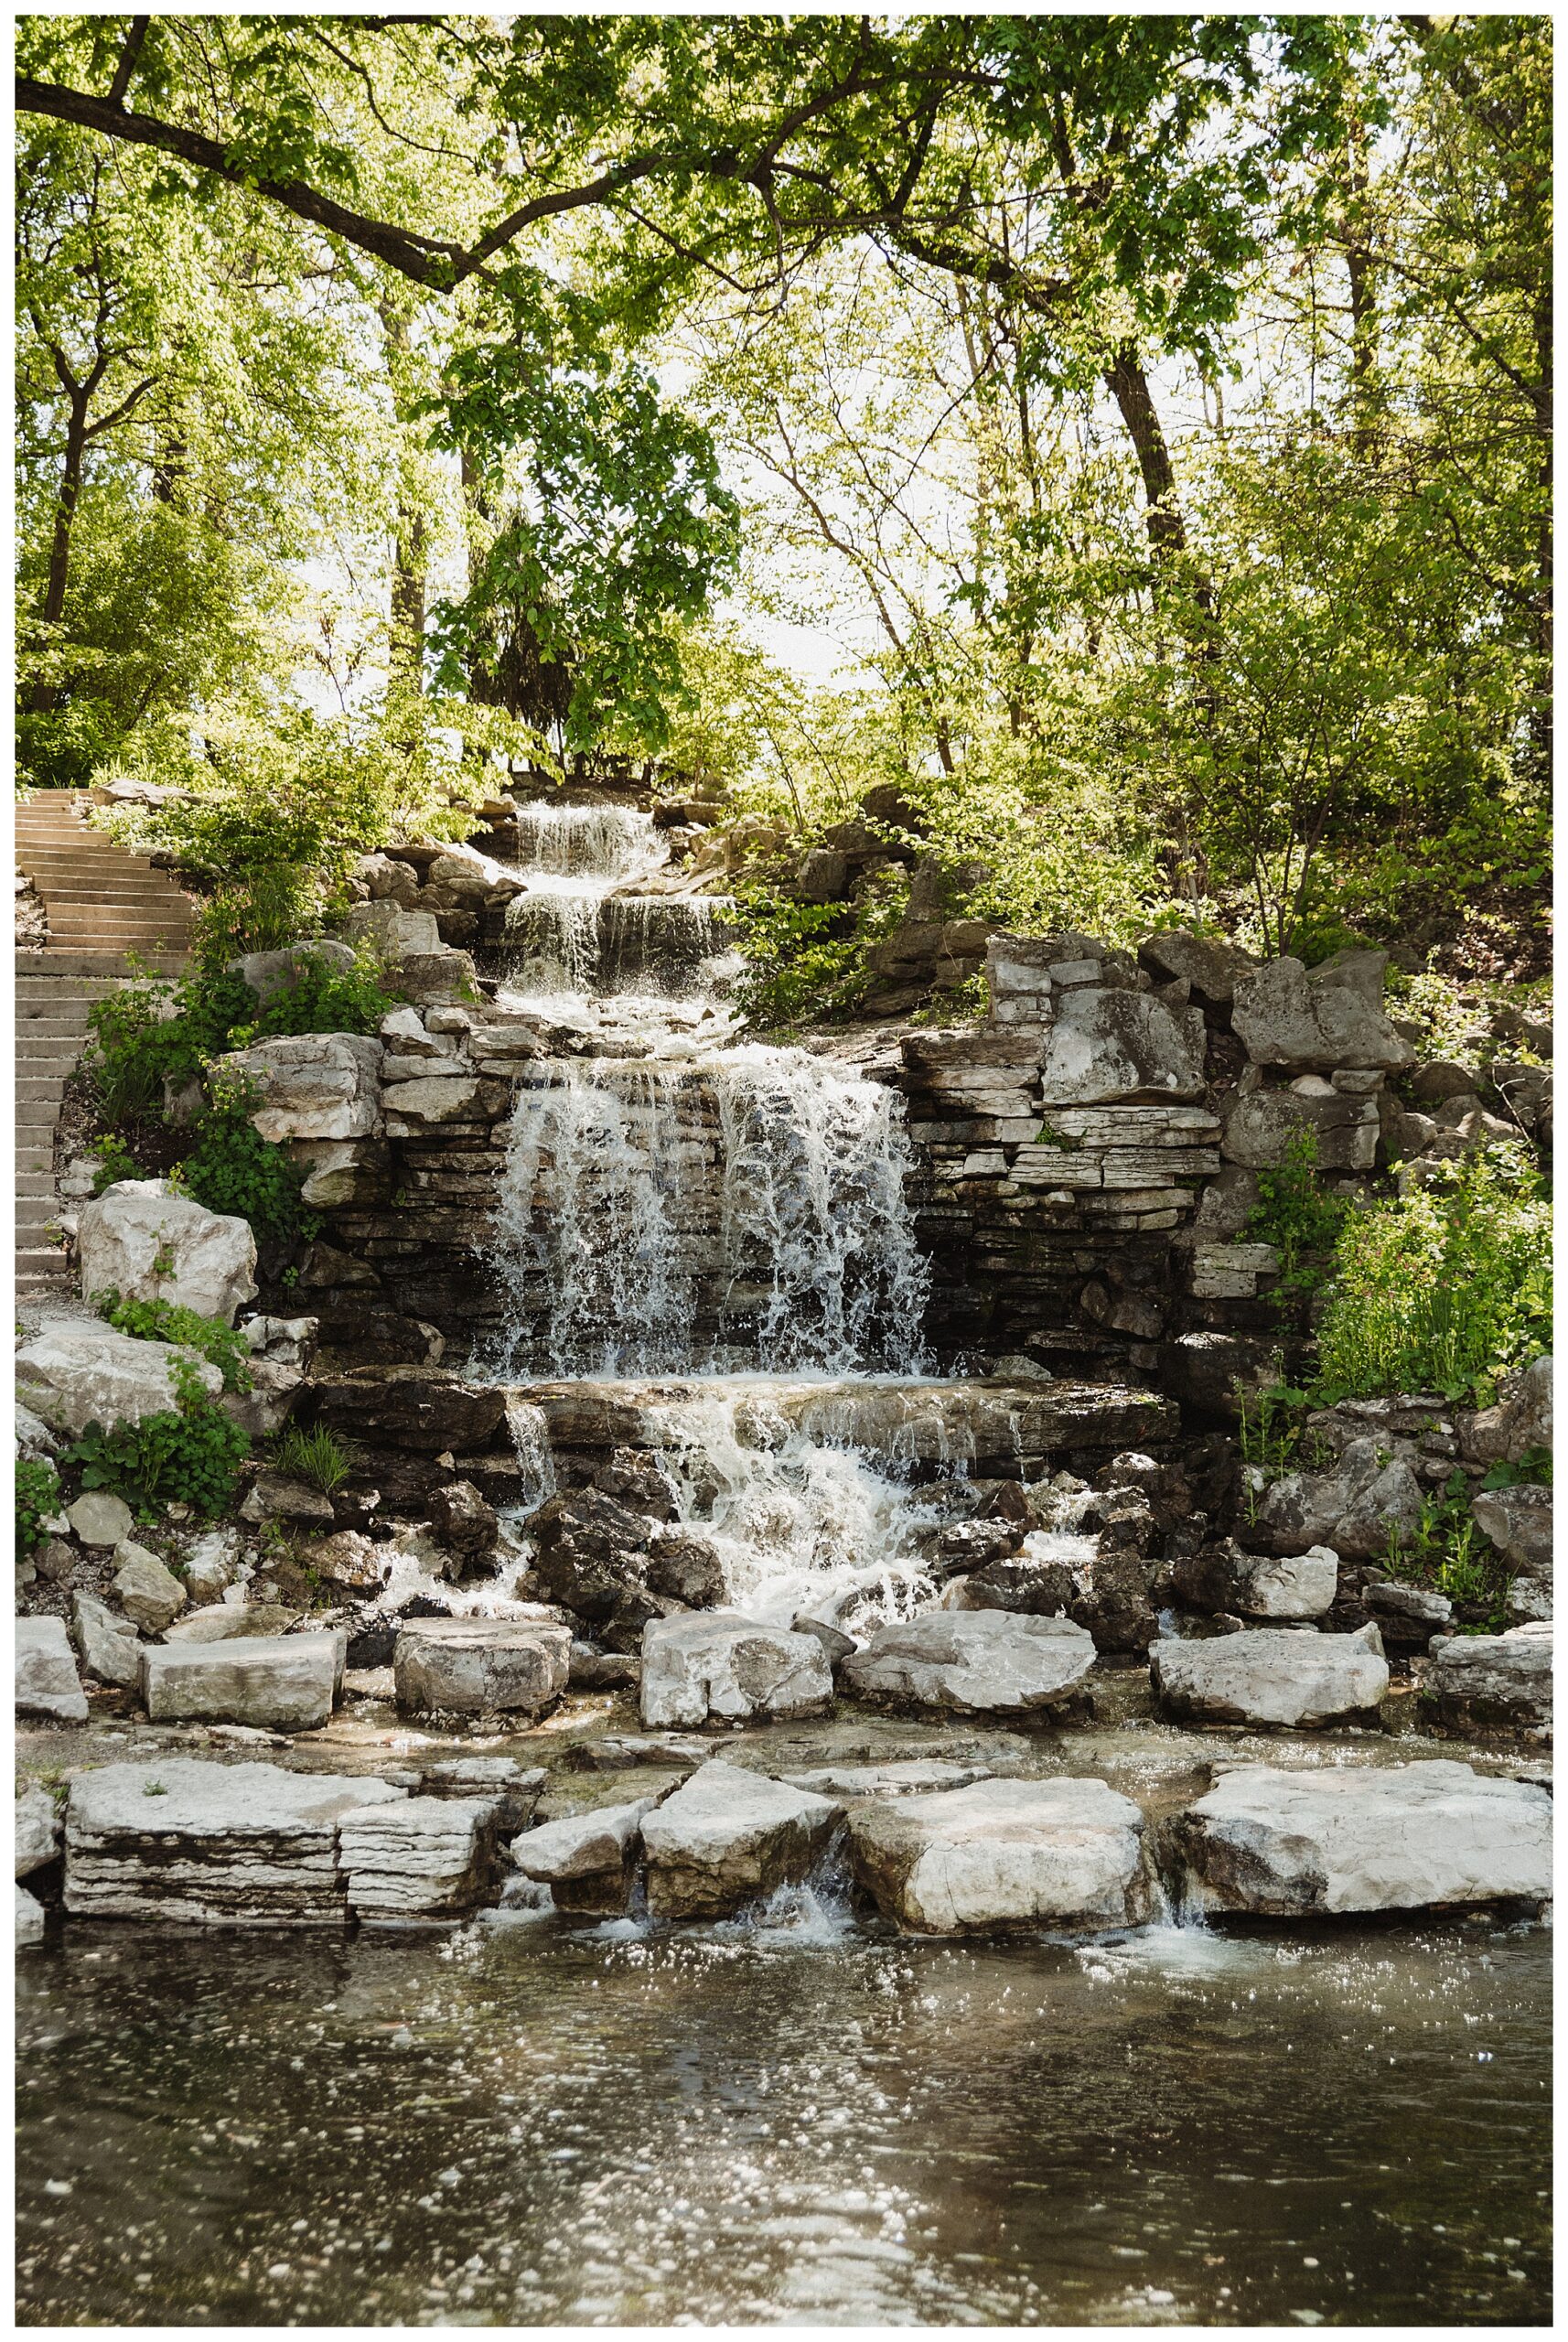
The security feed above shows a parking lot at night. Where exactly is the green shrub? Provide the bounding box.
[16,1457,61,1555]
[63,1359,250,1521]
[177,1071,315,1247]
[1243,1131,1348,1295]
[93,1289,254,1394]
[1314,1144,1550,1404]
[1385,1467,1512,1631]
[89,1133,141,1196]
[725,876,907,1027]
[246,949,394,1040]
[271,1422,355,1494]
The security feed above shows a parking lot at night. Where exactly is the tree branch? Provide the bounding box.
[106,16,149,109]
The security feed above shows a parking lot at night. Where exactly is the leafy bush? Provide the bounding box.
[1385,1467,1511,1631]
[725,877,908,1027]
[89,1133,141,1196]
[1244,1131,1348,1295]
[63,1359,249,1521]
[94,1289,253,1394]
[271,1423,355,1494]
[16,1457,61,1555]
[178,1072,315,1247]
[1314,1145,1550,1404]
[244,950,394,1041]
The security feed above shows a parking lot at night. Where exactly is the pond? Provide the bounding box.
[16,1907,1551,2326]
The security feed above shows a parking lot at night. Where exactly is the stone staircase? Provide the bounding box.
[15,789,192,1293]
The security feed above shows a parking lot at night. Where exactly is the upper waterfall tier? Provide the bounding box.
[497,801,660,880]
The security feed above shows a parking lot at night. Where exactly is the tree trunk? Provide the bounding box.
[30,390,88,713]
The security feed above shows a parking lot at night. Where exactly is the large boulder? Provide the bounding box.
[338,900,442,961]
[1250,1437,1423,1561]
[848,1777,1151,1937]
[639,1614,833,1729]
[221,1033,382,1143]
[1221,1083,1380,1173]
[528,1489,652,1621]
[509,1795,659,1915]
[63,1757,403,1926]
[1231,954,1414,1071]
[1150,1625,1388,1728]
[16,1617,89,1724]
[1037,988,1207,1105]
[641,1762,844,1920]
[1171,1760,1552,1917]
[16,1320,223,1435]
[1421,1625,1552,1733]
[230,939,358,1005]
[78,1179,257,1326]
[16,1781,61,1875]
[338,1796,501,1920]
[841,1611,1097,1716]
[1174,1541,1339,1620]
[393,1617,571,1718]
[140,1633,342,1732]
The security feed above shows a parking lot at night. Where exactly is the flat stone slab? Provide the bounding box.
[140,1633,342,1733]
[641,1761,844,1919]
[848,1776,1151,1937]
[1173,1760,1552,1917]
[782,1759,993,1799]
[1421,1625,1552,1732]
[1151,1626,1387,1728]
[16,1616,89,1724]
[840,1611,1097,1716]
[393,1617,572,1717]
[640,1613,833,1730]
[338,1796,500,1921]
[64,1758,403,1926]
[509,1796,658,1915]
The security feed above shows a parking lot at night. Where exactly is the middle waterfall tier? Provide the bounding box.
[492,890,734,998]
[490,1045,931,1379]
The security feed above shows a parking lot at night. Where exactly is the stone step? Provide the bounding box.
[16,1082,67,1105]
[16,952,188,977]
[17,1175,56,1198]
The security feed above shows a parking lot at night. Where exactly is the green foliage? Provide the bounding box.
[178,1072,315,1249]
[94,1289,253,1395]
[1244,1132,1349,1295]
[271,1423,356,1496]
[16,1457,62,1556]
[236,951,395,1042]
[1315,1146,1551,1405]
[89,1133,141,1196]
[63,1359,250,1523]
[1385,1468,1510,1630]
[724,875,908,1029]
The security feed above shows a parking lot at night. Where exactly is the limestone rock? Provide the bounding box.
[182,1529,241,1604]
[393,1617,572,1717]
[957,1547,1075,1617]
[79,1179,257,1325]
[239,1471,337,1528]
[1459,1355,1552,1468]
[509,1796,657,1915]
[639,1613,834,1729]
[1231,955,1413,1071]
[1221,1084,1380,1172]
[1364,1578,1453,1643]
[426,1479,499,1559]
[222,1033,383,1143]
[1176,1541,1338,1619]
[15,1403,59,1461]
[419,1757,544,1832]
[16,1781,61,1875]
[1471,1484,1552,1574]
[64,1757,403,1925]
[295,1140,392,1211]
[1422,1625,1552,1732]
[1173,1760,1552,1916]
[646,1526,726,1609]
[1137,929,1259,1010]
[1037,987,1207,1105]
[783,1760,993,1799]
[64,1489,134,1547]
[140,1633,341,1732]
[163,1603,296,1644]
[231,939,357,1004]
[382,1074,483,1130]
[642,1762,843,1920]
[111,1541,188,1631]
[1251,1437,1424,1561]
[71,1592,142,1688]
[16,1616,89,1723]
[16,1885,45,1948]
[339,1795,500,1920]
[849,1776,1151,1937]
[338,900,443,960]
[842,1609,1096,1715]
[301,1530,387,1591]
[312,1368,506,1455]
[17,1320,223,1435]
[1068,1549,1159,1654]
[1151,1625,1388,1728]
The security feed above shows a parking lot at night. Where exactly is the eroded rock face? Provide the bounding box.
[1470,1485,1552,1574]
[509,1796,658,1915]
[16,1617,89,1724]
[63,1758,403,1926]
[1231,955,1413,1071]
[1421,1626,1552,1733]
[312,1369,507,1455]
[1172,1761,1552,1917]
[16,1321,224,1435]
[1037,988,1208,1105]
[528,1489,652,1621]
[1150,1625,1388,1728]
[16,1782,61,1876]
[426,1479,499,1560]
[848,1776,1151,1937]
[223,1033,383,1143]
[338,1796,500,1920]
[1251,1438,1423,1561]
[140,1634,341,1732]
[641,1762,843,1920]
[1221,1085,1380,1173]
[639,1614,834,1729]
[392,1617,571,1717]
[841,1611,1097,1716]
[77,1179,257,1325]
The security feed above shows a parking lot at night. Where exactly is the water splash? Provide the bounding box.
[504,802,657,880]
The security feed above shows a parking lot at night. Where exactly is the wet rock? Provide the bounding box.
[958,1551,1075,1617]
[595,1449,679,1520]
[1151,1624,1388,1728]
[419,1758,544,1832]
[16,1616,89,1723]
[1163,1334,1293,1423]
[841,1611,1097,1717]
[312,1369,508,1455]
[393,1617,572,1718]
[1251,1437,1424,1561]
[642,1762,844,1920]
[509,1796,658,1915]
[646,1527,726,1610]
[301,1530,388,1593]
[1137,929,1258,1011]
[63,1757,403,1926]
[339,1796,501,1920]
[934,1519,1026,1575]
[1421,1625,1552,1733]
[783,1760,993,1799]
[569,1643,642,1690]
[65,1490,134,1547]
[1174,1541,1339,1620]
[640,1613,834,1729]
[1037,988,1207,1105]
[140,1633,342,1732]
[426,1479,499,1560]
[1069,1551,1159,1654]
[223,1033,383,1143]
[1470,1484,1552,1574]
[848,1777,1151,1937]
[514,1488,652,1622]
[239,1472,337,1528]
[17,1321,223,1435]
[16,1885,45,1949]
[790,1612,857,1662]
[1172,1760,1552,1917]
[1231,954,1413,1071]
[163,1603,297,1644]
[78,1179,257,1325]
[16,1782,61,1875]
[111,1542,188,1631]
[70,1592,142,1688]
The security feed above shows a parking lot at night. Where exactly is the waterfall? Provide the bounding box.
[502,802,656,879]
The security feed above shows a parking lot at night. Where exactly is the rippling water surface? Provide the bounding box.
[16,1915,1550,2326]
